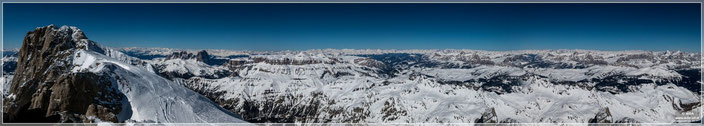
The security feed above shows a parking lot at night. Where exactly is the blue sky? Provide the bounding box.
[3,3,701,52]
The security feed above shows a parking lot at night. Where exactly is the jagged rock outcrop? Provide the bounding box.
[589,108,613,124]
[166,51,194,60]
[499,118,519,123]
[475,108,499,123]
[614,117,640,123]
[198,50,229,66]
[196,50,211,63]
[588,108,641,125]
[2,25,123,123]
[151,50,231,79]
[164,50,227,66]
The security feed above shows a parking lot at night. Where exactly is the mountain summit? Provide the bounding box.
[2,25,247,123]
[3,25,118,122]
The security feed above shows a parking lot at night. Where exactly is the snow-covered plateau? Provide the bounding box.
[2,25,702,124]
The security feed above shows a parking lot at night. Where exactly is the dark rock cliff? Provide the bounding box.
[165,50,227,66]
[2,25,124,123]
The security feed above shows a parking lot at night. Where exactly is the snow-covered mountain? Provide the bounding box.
[116,47,702,123]
[2,25,247,123]
[2,25,701,124]
[2,50,17,99]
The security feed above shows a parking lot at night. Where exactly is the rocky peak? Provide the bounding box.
[163,50,226,66]
[166,51,195,60]
[165,50,211,62]
[475,107,498,123]
[195,50,229,66]
[589,107,613,124]
[3,25,123,123]
[196,50,211,62]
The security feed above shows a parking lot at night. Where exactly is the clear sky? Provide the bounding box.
[3,3,701,52]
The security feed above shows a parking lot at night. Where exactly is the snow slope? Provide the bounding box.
[71,50,248,123]
[5,36,701,124]
[3,25,249,123]
[161,50,700,123]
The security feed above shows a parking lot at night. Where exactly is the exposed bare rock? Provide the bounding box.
[166,51,195,60]
[196,50,211,63]
[2,25,123,123]
[475,108,498,123]
[589,107,613,124]
[615,117,640,123]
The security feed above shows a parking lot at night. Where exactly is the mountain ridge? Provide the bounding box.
[2,25,701,123]
[2,25,247,123]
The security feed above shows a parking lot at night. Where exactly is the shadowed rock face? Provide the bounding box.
[2,25,123,123]
[475,108,498,123]
[164,50,228,66]
[166,51,194,60]
[196,50,211,63]
[589,108,613,123]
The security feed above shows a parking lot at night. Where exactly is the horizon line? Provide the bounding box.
[4,47,700,53]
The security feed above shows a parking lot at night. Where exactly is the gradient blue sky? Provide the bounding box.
[3,3,701,51]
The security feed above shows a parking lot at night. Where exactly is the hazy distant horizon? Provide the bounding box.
[3,3,701,52]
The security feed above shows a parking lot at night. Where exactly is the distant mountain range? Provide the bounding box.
[2,25,701,123]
